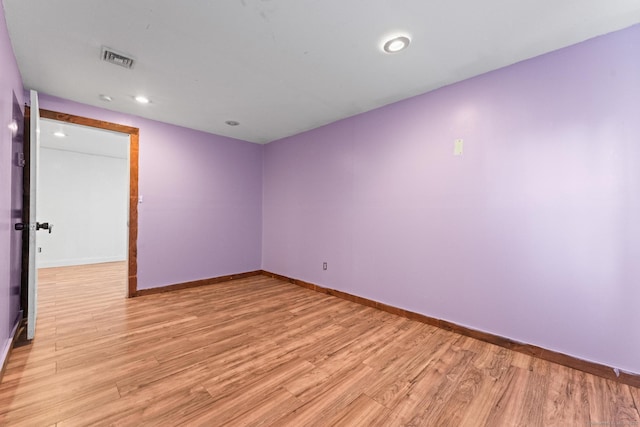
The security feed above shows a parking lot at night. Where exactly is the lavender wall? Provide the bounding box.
[263,24,640,375]
[0,4,24,370]
[37,95,263,290]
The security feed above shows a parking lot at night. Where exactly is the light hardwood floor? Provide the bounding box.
[1,262,639,426]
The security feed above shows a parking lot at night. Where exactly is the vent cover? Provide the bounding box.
[101,47,135,69]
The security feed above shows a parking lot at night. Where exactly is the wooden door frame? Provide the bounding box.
[25,107,140,297]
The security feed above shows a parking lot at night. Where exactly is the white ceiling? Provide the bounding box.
[4,1,640,144]
[40,119,129,159]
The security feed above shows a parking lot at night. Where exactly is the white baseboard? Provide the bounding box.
[37,256,126,269]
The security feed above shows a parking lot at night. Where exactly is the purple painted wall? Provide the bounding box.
[263,24,640,375]
[2,1,638,378]
[36,95,263,290]
[0,4,24,370]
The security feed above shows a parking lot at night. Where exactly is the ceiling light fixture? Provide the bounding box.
[99,94,113,102]
[134,95,150,104]
[383,35,411,53]
[53,131,66,138]
[7,120,18,133]
[225,120,240,126]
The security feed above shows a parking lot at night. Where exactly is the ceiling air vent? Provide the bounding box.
[101,47,135,69]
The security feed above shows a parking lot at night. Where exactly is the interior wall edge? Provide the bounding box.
[0,316,24,384]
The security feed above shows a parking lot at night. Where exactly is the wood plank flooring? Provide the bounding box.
[1,262,639,426]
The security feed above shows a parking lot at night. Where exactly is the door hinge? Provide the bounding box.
[17,152,25,167]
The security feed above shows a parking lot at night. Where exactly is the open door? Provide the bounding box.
[24,91,53,339]
[26,90,40,340]
[17,101,138,345]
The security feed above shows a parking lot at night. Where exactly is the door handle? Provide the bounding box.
[36,222,54,234]
[14,222,53,233]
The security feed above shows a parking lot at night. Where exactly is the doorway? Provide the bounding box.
[26,108,140,298]
[39,118,129,271]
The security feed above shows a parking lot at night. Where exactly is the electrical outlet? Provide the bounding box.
[37,247,42,253]
[323,262,327,271]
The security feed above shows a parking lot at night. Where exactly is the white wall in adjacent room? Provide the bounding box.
[37,120,129,268]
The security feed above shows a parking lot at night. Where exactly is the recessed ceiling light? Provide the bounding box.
[383,35,411,53]
[225,120,240,126]
[134,95,150,104]
[53,131,66,138]
[99,94,113,102]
